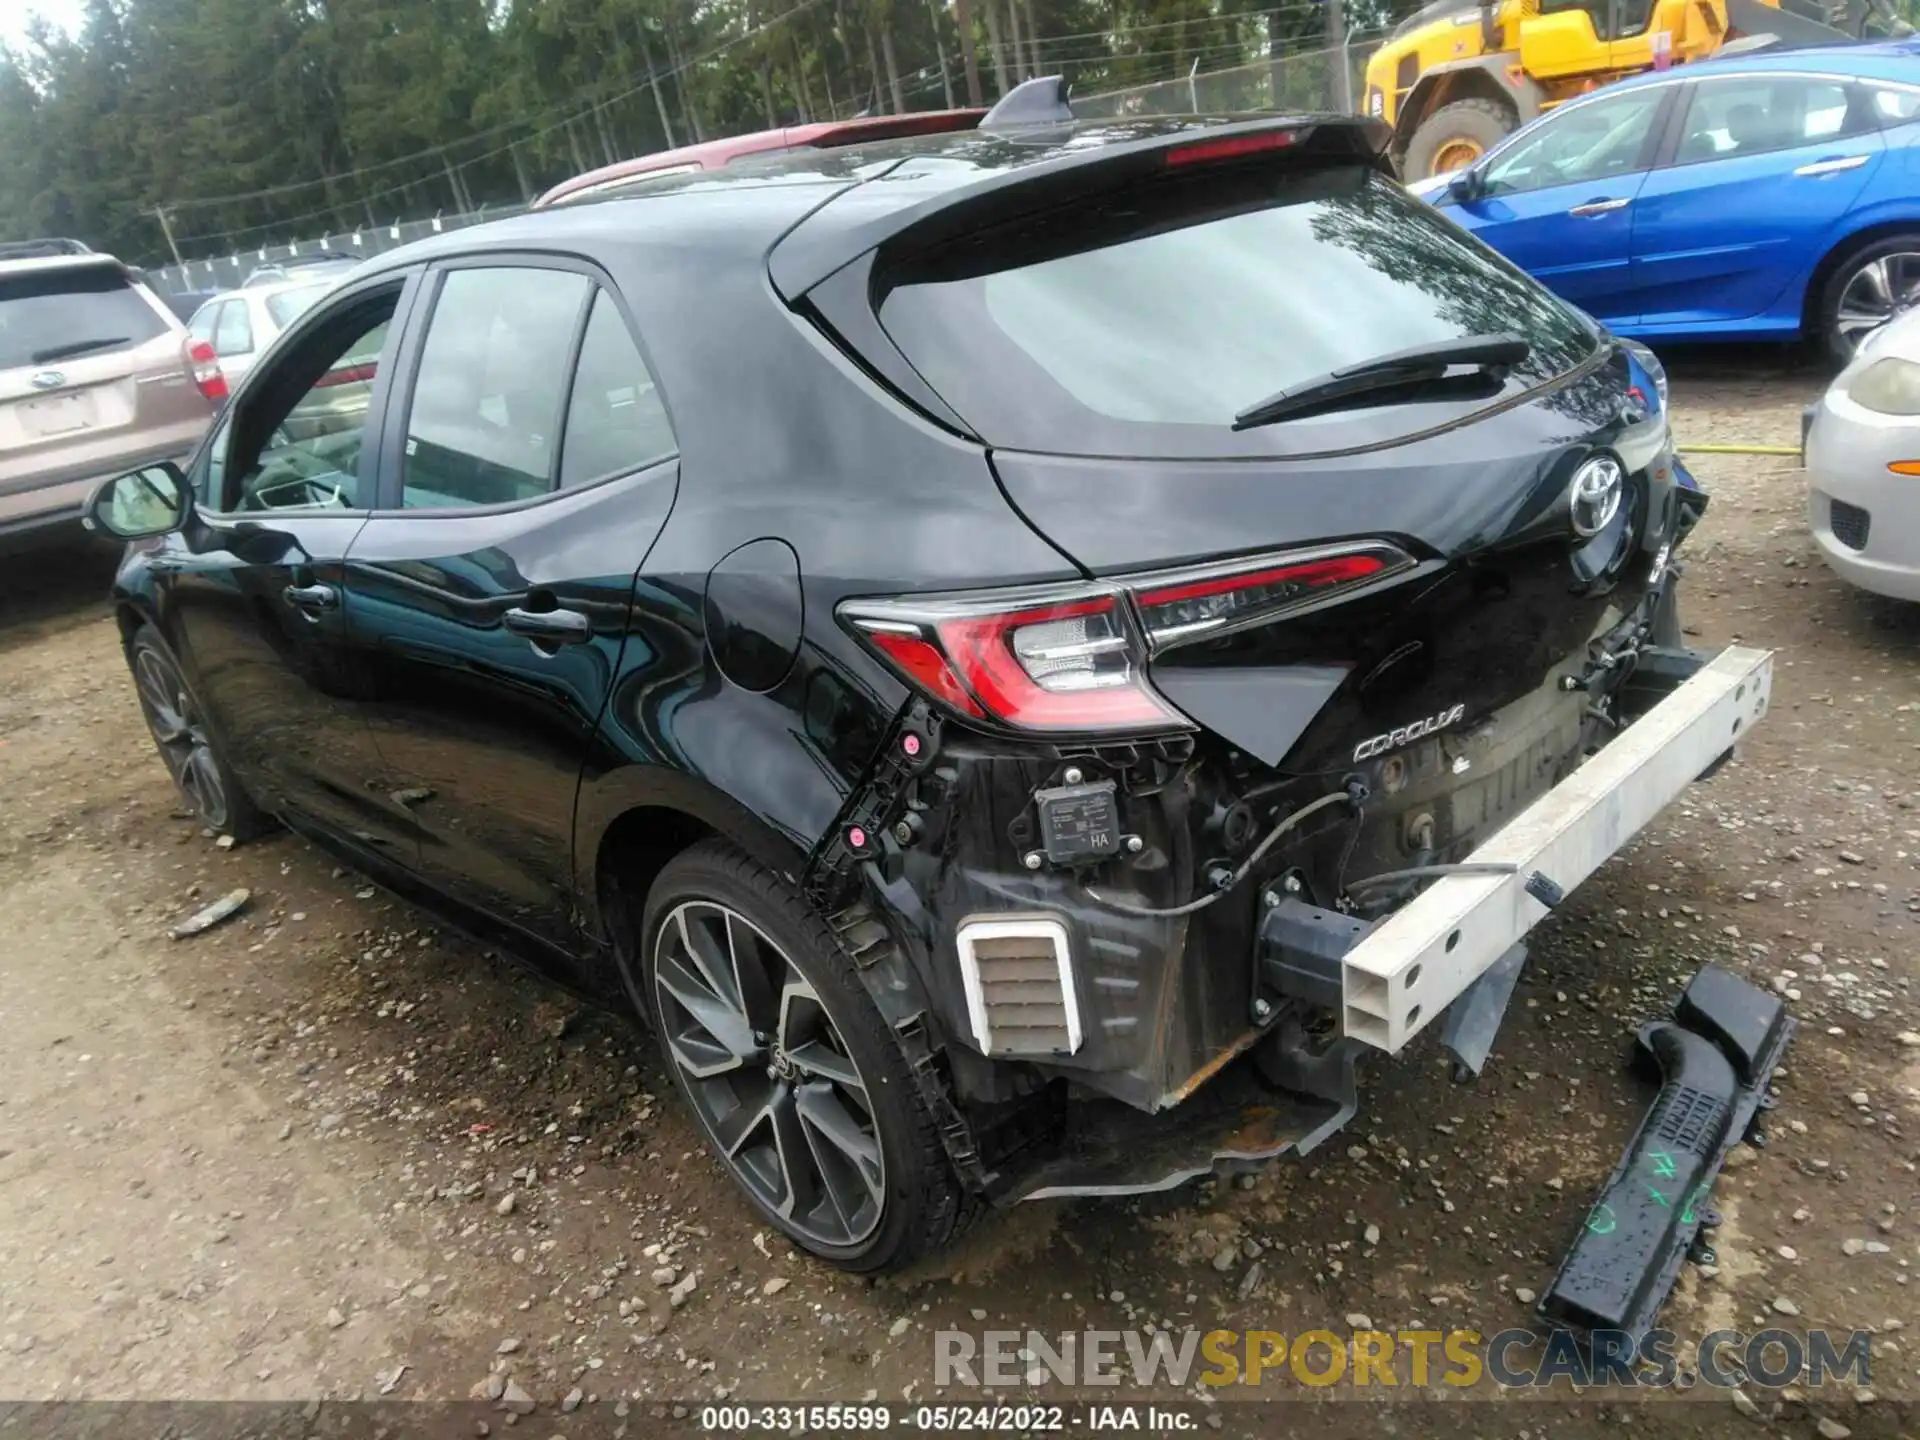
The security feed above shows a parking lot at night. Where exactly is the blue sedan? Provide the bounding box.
[1409,41,1920,360]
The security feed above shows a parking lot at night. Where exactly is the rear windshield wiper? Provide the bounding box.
[30,335,131,364]
[1232,332,1532,431]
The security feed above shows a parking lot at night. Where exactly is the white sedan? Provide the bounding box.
[1807,306,1920,603]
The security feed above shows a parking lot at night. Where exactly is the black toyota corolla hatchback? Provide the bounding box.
[88,87,1764,1272]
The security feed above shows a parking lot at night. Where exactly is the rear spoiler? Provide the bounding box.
[768,115,1392,299]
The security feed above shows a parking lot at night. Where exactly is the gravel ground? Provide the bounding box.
[0,360,1914,1436]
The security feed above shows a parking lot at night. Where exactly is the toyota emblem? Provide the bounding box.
[1569,455,1624,539]
[29,370,66,391]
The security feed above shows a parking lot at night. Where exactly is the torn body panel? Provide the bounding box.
[806,522,1735,1205]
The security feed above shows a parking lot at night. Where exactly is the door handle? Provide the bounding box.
[503,605,592,645]
[1567,197,1631,217]
[1794,154,1869,177]
[283,582,340,614]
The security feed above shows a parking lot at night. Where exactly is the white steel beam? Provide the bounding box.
[1341,646,1774,1053]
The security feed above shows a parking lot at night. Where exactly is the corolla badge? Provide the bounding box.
[1570,455,1624,539]
[30,370,66,391]
[1353,702,1467,762]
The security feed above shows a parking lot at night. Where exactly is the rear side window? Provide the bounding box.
[559,292,675,487]
[1870,84,1920,127]
[1674,77,1873,164]
[213,300,254,356]
[266,283,331,329]
[876,165,1595,457]
[401,267,590,509]
[0,264,168,370]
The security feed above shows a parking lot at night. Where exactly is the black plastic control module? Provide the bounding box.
[1035,780,1122,864]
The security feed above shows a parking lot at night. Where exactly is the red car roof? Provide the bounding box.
[533,109,987,208]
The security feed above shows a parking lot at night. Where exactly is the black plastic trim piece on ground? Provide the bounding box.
[1540,964,1795,1352]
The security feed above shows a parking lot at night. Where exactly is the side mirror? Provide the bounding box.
[83,462,192,540]
[1445,166,1483,203]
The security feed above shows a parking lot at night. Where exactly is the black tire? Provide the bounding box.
[637,840,972,1271]
[1403,97,1518,182]
[127,625,272,843]
[1815,232,1920,366]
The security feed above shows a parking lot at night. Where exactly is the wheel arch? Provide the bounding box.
[1391,56,1539,154]
[1798,216,1920,339]
[112,600,147,648]
[577,768,815,978]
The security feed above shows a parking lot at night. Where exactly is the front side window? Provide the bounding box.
[401,267,590,509]
[1674,77,1871,164]
[218,293,398,513]
[1482,87,1667,196]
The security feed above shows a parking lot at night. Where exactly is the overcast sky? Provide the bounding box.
[1,0,87,51]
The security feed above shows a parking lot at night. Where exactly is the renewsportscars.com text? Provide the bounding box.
[934,1327,1872,1390]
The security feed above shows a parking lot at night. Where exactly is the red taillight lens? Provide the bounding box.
[315,362,379,390]
[1132,544,1412,650]
[185,339,227,402]
[940,597,1180,731]
[846,591,1186,734]
[866,628,985,718]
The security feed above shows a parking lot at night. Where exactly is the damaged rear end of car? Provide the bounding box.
[774,114,1768,1207]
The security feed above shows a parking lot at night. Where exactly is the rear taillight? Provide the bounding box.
[841,542,1412,735]
[845,589,1185,734]
[185,339,227,402]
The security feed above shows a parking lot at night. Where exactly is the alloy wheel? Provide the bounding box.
[1834,251,1920,354]
[133,645,231,831]
[653,900,885,1247]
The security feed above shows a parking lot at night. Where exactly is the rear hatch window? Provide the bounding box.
[267,283,333,329]
[0,264,169,371]
[874,162,1599,458]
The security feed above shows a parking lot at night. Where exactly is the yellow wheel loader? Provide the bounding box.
[1368,0,1904,178]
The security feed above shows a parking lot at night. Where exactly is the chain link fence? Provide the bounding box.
[148,43,1384,300]
[149,204,530,298]
[1075,39,1381,121]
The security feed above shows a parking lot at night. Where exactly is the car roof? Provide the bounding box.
[196,276,336,310]
[1603,34,1920,87]
[0,252,129,281]
[368,114,1384,293]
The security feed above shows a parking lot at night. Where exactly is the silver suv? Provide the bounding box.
[1,245,219,546]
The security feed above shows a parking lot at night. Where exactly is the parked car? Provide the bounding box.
[186,277,340,387]
[0,237,94,260]
[241,252,364,288]
[1806,304,1920,597]
[84,96,1768,1272]
[532,109,987,208]
[1407,40,1920,360]
[157,287,220,325]
[0,248,223,546]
